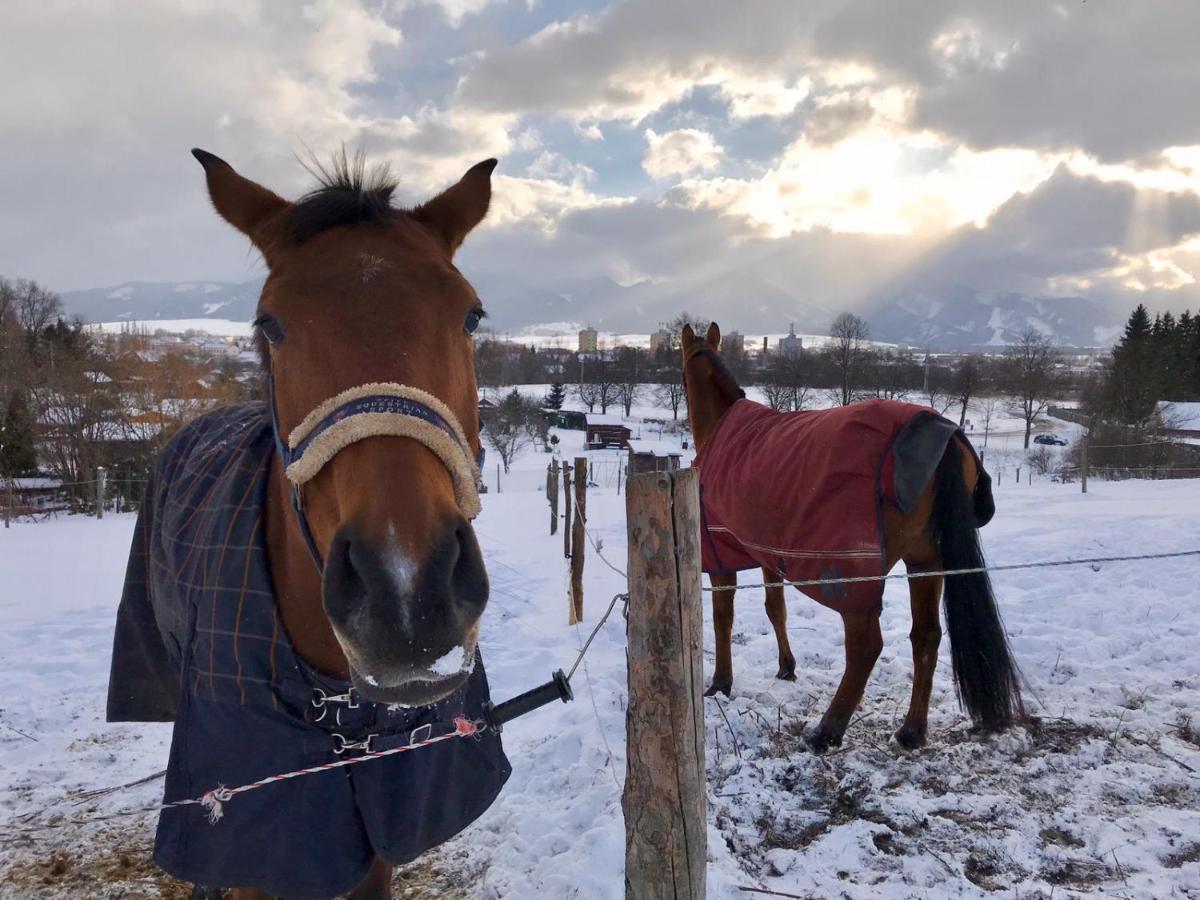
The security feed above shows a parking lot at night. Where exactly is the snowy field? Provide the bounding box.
[2,404,1199,898]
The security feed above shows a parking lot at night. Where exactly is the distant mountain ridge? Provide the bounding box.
[61,275,1122,349]
[61,280,263,325]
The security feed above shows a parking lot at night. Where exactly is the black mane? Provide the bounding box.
[286,149,400,243]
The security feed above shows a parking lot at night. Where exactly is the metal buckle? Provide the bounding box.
[408,723,434,746]
[313,687,360,725]
[332,733,376,755]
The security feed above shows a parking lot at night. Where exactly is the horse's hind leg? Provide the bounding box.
[896,564,943,750]
[705,572,737,697]
[807,611,883,754]
[763,568,796,681]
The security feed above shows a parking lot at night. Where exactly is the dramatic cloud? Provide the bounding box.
[643,129,724,179]
[1,0,1198,337]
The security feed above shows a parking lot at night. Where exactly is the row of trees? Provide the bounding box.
[498,310,1064,448]
[1092,304,1200,424]
[0,276,251,502]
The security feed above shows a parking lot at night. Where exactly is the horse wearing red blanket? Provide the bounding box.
[682,324,1023,752]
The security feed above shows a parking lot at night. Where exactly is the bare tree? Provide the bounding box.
[12,279,62,357]
[923,361,957,416]
[580,355,618,414]
[867,349,915,401]
[759,353,812,411]
[979,396,1000,449]
[481,389,543,473]
[828,312,871,406]
[952,356,983,427]
[653,378,686,420]
[613,346,644,416]
[574,380,599,413]
[1004,328,1058,448]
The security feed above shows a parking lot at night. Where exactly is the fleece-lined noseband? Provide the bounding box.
[268,372,484,570]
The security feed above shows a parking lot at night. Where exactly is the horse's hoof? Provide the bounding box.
[894,724,926,751]
[704,680,732,698]
[775,667,797,682]
[807,726,842,755]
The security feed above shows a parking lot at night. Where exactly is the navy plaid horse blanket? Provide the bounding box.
[107,402,509,897]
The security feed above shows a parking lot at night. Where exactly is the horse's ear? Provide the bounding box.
[413,159,497,256]
[705,322,721,350]
[191,149,288,252]
[681,323,696,349]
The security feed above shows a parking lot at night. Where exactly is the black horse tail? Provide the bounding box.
[934,439,1024,731]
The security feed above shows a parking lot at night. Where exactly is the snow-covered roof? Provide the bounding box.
[627,440,681,457]
[11,477,62,490]
[1156,401,1200,431]
[586,414,627,426]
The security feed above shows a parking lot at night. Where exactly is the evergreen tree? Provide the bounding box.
[544,381,566,410]
[1106,304,1157,423]
[0,392,38,477]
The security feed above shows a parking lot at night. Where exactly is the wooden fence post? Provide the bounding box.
[95,467,107,519]
[569,456,587,624]
[1081,434,1090,494]
[3,479,11,528]
[562,465,573,559]
[624,468,706,899]
[548,461,559,535]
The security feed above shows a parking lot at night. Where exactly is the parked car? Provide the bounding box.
[1033,433,1069,446]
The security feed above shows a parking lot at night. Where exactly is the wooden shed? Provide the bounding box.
[627,439,682,475]
[585,414,632,449]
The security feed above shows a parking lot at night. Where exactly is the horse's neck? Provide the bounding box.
[692,395,738,452]
[266,457,350,679]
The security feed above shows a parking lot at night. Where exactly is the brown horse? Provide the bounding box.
[682,323,1023,753]
[211,151,495,898]
[110,151,504,900]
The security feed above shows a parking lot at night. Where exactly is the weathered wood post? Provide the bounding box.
[95,466,107,519]
[623,468,706,900]
[1081,434,1090,494]
[3,479,11,528]
[569,456,587,624]
[547,461,559,535]
[562,465,573,559]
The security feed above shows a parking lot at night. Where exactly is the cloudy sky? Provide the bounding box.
[3,0,1200,331]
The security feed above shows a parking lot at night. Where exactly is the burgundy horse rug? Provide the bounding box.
[695,398,988,616]
[107,403,510,898]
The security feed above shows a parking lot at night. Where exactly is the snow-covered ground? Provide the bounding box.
[2,407,1199,898]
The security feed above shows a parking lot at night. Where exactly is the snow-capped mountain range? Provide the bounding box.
[60,276,1123,348]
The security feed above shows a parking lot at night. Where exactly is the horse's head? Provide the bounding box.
[681,322,745,451]
[194,149,494,706]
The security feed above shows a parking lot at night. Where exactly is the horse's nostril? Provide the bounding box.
[323,528,369,626]
[449,520,488,616]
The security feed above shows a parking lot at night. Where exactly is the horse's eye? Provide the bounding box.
[255,314,286,346]
[464,308,485,335]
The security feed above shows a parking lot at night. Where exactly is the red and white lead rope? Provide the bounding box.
[189,716,482,824]
[6,716,482,834]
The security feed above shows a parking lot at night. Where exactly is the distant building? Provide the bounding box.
[649,327,673,353]
[627,440,682,476]
[778,324,803,359]
[723,331,745,355]
[578,326,599,354]
[585,414,631,449]
[1154,401,1200,438]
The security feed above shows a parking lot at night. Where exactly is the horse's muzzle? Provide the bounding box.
[321,518,488,705]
